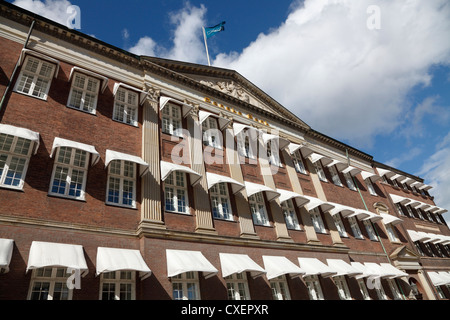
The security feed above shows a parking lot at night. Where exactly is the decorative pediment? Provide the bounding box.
[390,246,422,270]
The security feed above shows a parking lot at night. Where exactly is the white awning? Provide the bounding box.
[0,239,14,273]
[341,166,361,177]
[50,137,100,166]
[276,189,309,208]
[360,211,384,222]
[113,82,149,105]
[410,181,424,189]
[390,173,405,182]
[418,184,433,191]
[96,247,151,279]
[328,203,355,217]
[379,263,408,279]
[287,143,304,155]
[350,262,379,279]
[105,150,149,176]
[70,66,109,93]
[326,259,362,278]
[346,210,371,220]
[166,249,218,279]
[360,171,382,183]
[262,256,304,280]
[400,177,415,185]
[380,213,403,225]
[19,48,60,78]
[302,195,335,213]
[428,272,450,286]
[375,167,396,179]
[160,161,202,186]
[407,230,431,242]
[389,194,411,206]
[261,133,290,150]
[219,253,266,279]
[297,257,337,278]
[206,172,245,194]
[159,96,193,118]
[198,110,231,131]
[326,159,348,171]
[0,124,40,154]
[244,181,280,202]
[232,123,259,137]
[308,153,333,167]
[26,241,88,276]
[363,262,407,279]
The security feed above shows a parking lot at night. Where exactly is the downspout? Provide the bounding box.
[346,149,407,300]
[0,19,36,114]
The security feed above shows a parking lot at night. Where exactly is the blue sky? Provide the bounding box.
[7,0,450,222]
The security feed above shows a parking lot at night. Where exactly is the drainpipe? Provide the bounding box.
[0,19,36,115]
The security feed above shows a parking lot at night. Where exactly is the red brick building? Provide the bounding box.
[0,1,449,301]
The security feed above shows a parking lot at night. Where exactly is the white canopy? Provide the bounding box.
[363,262,407,279]
[287,143,304,155]
[379,263,408,279]
[105,149,149,176]
[428,272,450,286]
[326,159,348,171]
[341,166,361,177]
[350,262,379,279]
[308,153,333,167]
[26,241,88,276]
[70,66,109,93]
[0,239,14,273]
[418,184,433,191]
[360,171,382,183]
[297,257,337,278]
[232,123,259,137]
[261,133,290,150]
[328,203,355,217]
[206,172,244,194]
[160,161,202,186]
[360,211,384,222]
[302,195,335,213]
[50,137,100,166]
[219,253,266,279]
[0,124,40,154]
[389,194,411,205]
[262,256,304,280]
[276,189,309,208]
[326,259,362,278]
[375,167,395,179]
[244,181,280,202]
[198,110,231,131]
[159,96,193,118]
[96,247,151,279]
[19,48,60,78]
[166,249,218,279]
[380,213,403,226]
[407,230,431,242]
[113,82,149,105]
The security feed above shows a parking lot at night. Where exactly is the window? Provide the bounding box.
[172,272,200,300]
[15,56,55,99]
[329,166,342,186]
[365,179,377,196]
[385,224,399,242]
[363,220,378,241]
[424,242,436,257]
[348,216,363,239]
[249,192,270,226]
[313,161,327,182]
[396,203,406,216]
[310,207,326,233]
[344,172,356,191]
[334,276,352,300]
[282,199,301,230]
[162,103,183,137]
[237,131,256,159]
[164,171,189,214]
[210,182,233,220]
[435,285,446,299]
[67,72,100,114]
[292,151,307,174]
[415,207,425,220]
[270,275,291,300]
[49,147,88,200]
[100,271,135,300]
[106,160,136,208]
[357,279,371,300]
[414,241,425,256]
[405,205,415,218]
[113,87,138,126]
[266,141,281,166]
[375,282,388,300]
[225,272,250,300]
[28,267,72,300]
[304,275,324,300]
[0,133,33,189]
[387,279,402,300]
[333,214,347,237]
[202,117,221,148]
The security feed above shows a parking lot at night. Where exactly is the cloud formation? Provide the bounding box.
[13,0,76,27]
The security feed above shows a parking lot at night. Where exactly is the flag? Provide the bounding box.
[204,21,226,39]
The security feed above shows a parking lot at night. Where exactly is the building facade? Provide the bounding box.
[0,2,449,301]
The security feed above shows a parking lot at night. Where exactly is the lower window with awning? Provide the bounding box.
[0,238,14,273]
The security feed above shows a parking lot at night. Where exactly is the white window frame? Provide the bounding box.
[375,281,388,300]
[113,87,139,126]
[266,141,281,167]
[313,161,327,182]
[304,275,324,300]
[344,172,356,191]
[424,242,436,257]
[28,267,72,300]
[225,272,250,300]
[106,160,137,208]
[334,276,352,300]
[363,220,378,241]
[387,279,403,300]
[396,203,406,216]
[14,55,55,100]
[333,214,347,237]
[237,131,256,159]
[164,171,189,214]
[99,271,135,300]
[162,103,183,137]
[365,178,377,196]
[282,199,301,230]
[405,205,415,218]
[310,207,326,233]
[415,207,425,220]
[210,182,233,221]
[171,272,200,300]
[270,275,291,300]
[249,192,270,226]
[357,279,371,300]
[292,151,307,174]
[49,147,89,200]
[414,241,425,256]
[202,117,221,149]
[348,216,363,239]
[385,223,399,242]
[0,133,34,190]
[67,72,100,114]
[329,166,343,186]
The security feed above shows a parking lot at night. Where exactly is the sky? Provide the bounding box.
[7,0,450,224]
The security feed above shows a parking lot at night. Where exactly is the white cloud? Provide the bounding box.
[214,0,450,148]
[13,0,75,27]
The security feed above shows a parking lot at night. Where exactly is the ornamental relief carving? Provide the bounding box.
[200,80,250,103]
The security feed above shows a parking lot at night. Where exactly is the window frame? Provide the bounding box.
[385,223,399,242]
[202,116,222,149]
[333,213,347,237]
[344,172,356,191]
[363,220,378,241]
[99,271,136,300]
[270,275,291,300]
[304,275,324,300]
[292,150,307,174]
[162,103,183,137]
[334,275,352,300]
[28,267,72,300]
[281,199,301,230]
[225,272,250,300]
[106,160,137,208]
[365,178,377,196]
[313,161,327,182]
[67,71,100,114]
[210,182,233,221]
[171,271,200,300]
[348,216,363,239]
[113,87,139,126]
[164,171,190,214]
[310,207,327,233]
[329,165,343,186]
[14,55,55,100]
[249,192,270,226]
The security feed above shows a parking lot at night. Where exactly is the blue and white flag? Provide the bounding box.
[204,21,226,39]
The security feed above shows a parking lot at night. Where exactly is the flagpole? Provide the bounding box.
[202,27,211,66]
